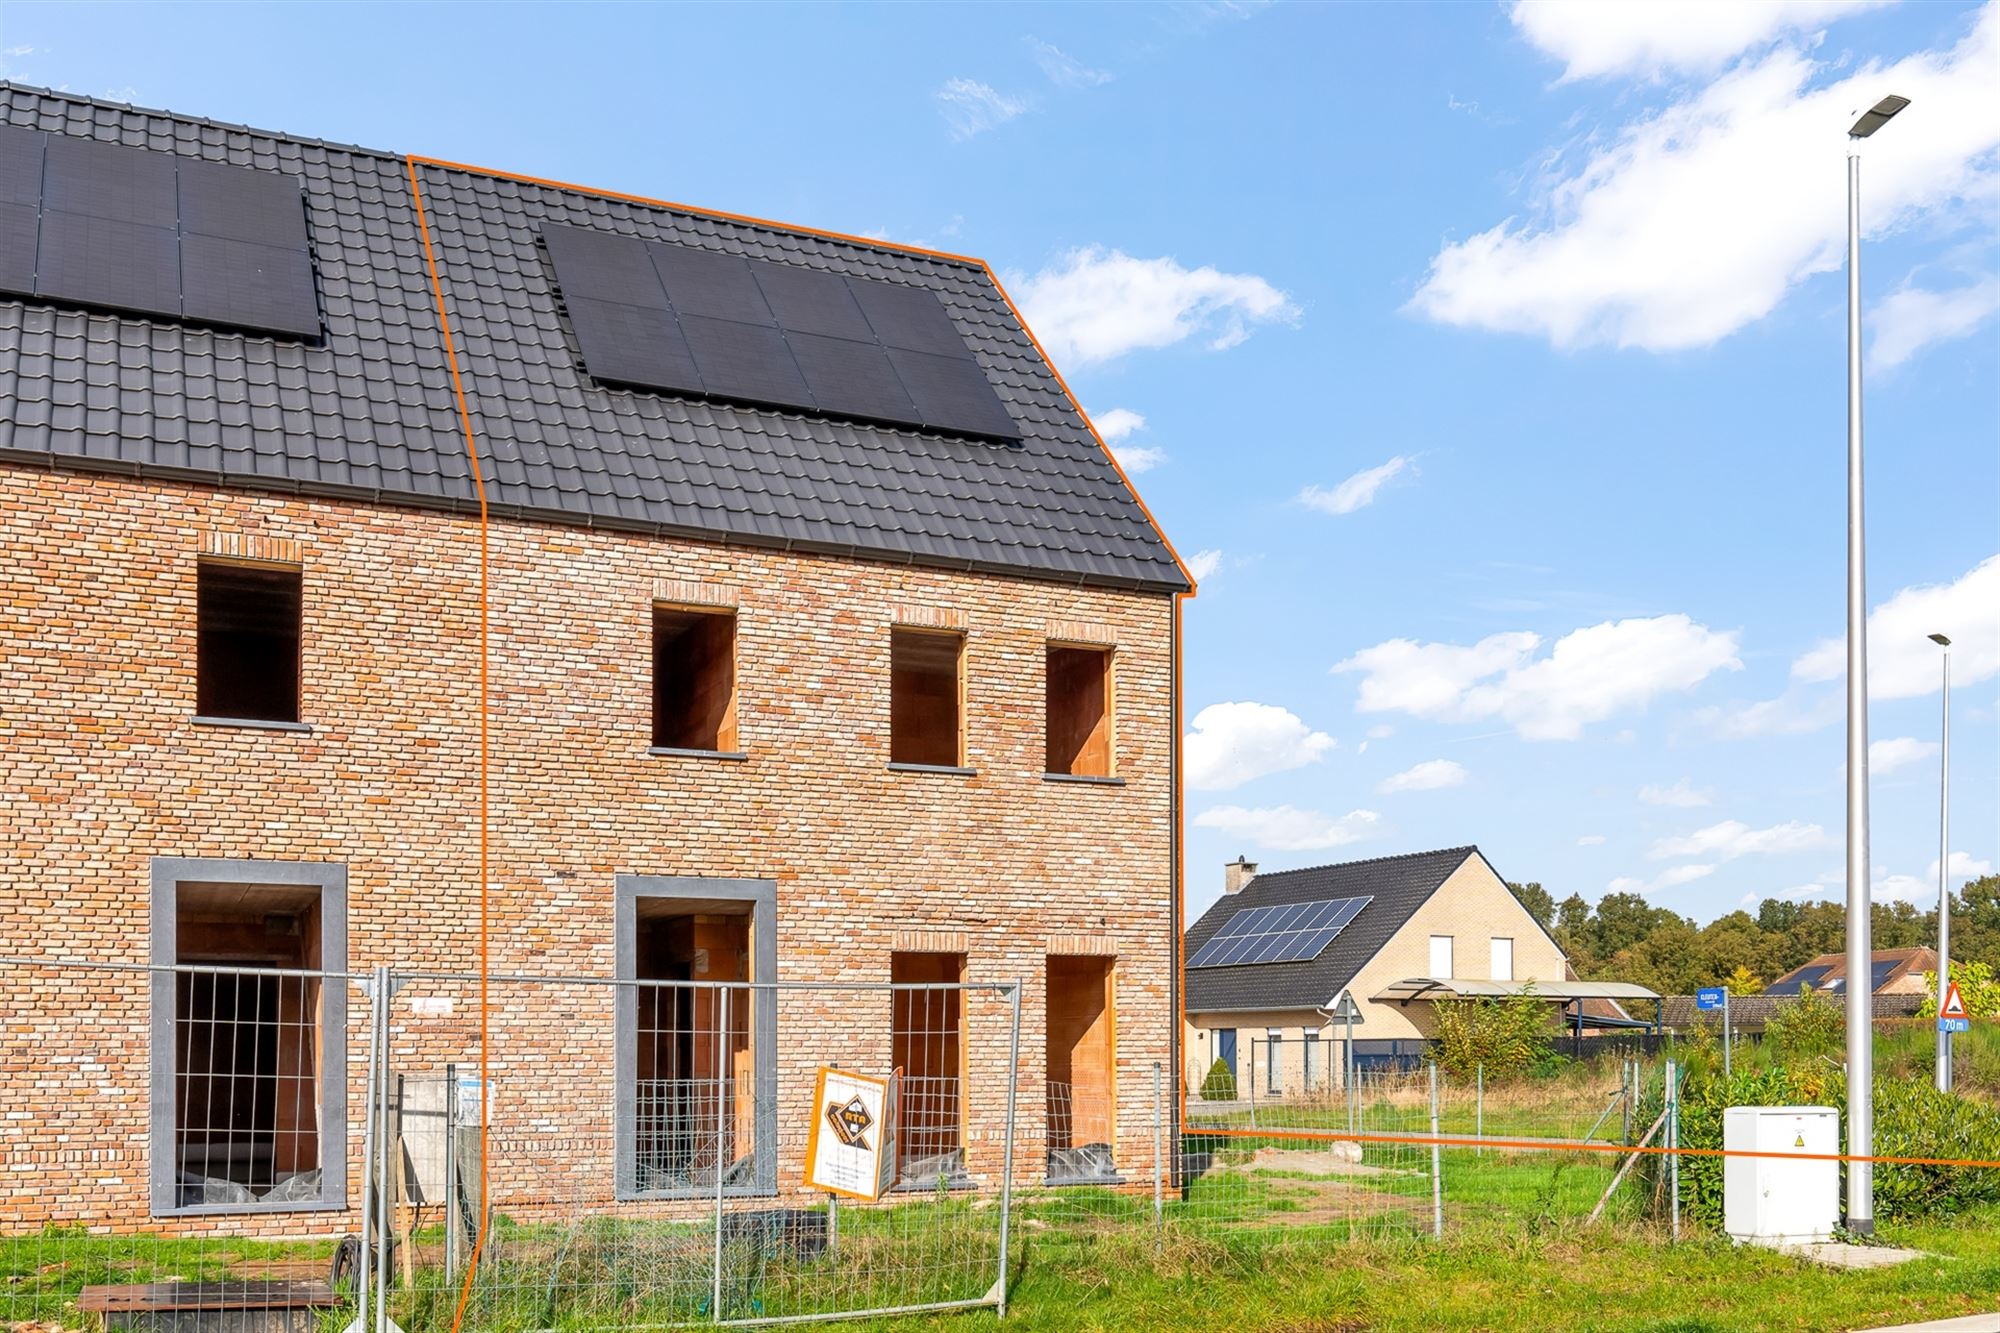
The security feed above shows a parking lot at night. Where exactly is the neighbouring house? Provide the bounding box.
[1183,849,1657,1096]
[1764,947,1940,998]
[0,84,1189,1232]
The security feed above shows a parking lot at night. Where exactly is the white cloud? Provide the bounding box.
[1640,779,1713,808]
[1869,736,1942,776]
[1112,444,1167,474]
[1875,868,1931,903]
[1608,863,1718,895]
[1649,819,1828,861]
[1692,688,1843,740]
[1412,8,2000,351]
[1378,759,1469,794]
[1011,246,1297,367]
[1869,273,2000,371]
[1194,804,1383,852]
[1184,701,1335,791]
[1936,851,1995,883]
[1367,724,1395,740]
[1298,456,1413,516]
[1185,549,1223,583]
[1793,555,2000,699]
[1028,38,1112,88]
[937,79,1032,140]
[1092,408,1147,442]
[1577,834,1607,846]
[1509,0,1890,82]
[1336,615,1740,741]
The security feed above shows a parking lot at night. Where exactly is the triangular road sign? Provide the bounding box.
[1941,980,1969,1020]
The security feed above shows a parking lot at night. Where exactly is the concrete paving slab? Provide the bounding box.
[1779,1241,1930,1269]
[1850,1314,2000,1332]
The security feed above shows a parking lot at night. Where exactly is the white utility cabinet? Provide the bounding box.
[1723,1105,1839,1245]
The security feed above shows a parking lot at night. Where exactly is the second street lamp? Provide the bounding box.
[1931,632,1952,1093]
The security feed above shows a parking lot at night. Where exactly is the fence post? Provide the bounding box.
[1152,1062,1164,1233]
[1666,1058,1680,1242]
[1621,1059,1632,1145]
[357,972,378,1333]
[993,981,1021,1317]
[1475,1064,1484,1156]
[1247,1039,1257,1128]
[374,965,395,1333]
[712,984,730,1322]
[1429,1061,1443,1240]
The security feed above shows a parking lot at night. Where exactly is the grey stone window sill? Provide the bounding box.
[887,762,977,777]
[647,747,749,761]
[1043,772,1125,786]
[191,716,314,733]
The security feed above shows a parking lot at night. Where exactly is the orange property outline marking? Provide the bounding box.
[399,151,1199,1253]
[1194,1124,2000,1170]
[406,157,493,1333]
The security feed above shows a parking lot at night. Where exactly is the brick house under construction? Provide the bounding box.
[0,84,1189,1230]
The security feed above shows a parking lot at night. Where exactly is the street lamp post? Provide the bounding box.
[1931,632,1952,1092]
[1843,92,1908,1237]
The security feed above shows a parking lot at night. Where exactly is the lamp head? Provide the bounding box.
[1929,633,1951,647]
[1849,95,1911,138]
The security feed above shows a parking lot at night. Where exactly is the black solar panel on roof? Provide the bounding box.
[34,212,180,316]
[541,222,1018,442]
[565,296,701,390]
[679,313,813,407]
[751,263,873,341]
[542,225,669,308]
[850,278,966,355]
[887,348,1021,441]
[43,134,178,227]
[649,244,773,325]
[177,157,310,251]
[0,126,43,206]
[1188,895,1373,969]
[0,130,318,339]
[181,234,321,337]
[1869,959,1900,993]
[786,331,921,424]
[0,201,34,293]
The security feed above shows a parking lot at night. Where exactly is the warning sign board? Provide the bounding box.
[804,1067,900,1200]
[1940,981,1971,1034]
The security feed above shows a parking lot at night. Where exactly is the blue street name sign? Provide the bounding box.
[1696,987,1726,1011]
[1940,1017,1971,1034]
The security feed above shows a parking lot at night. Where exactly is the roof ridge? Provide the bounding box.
[0,82,988,271]
[0,80,397,164]
[1251,845,1478,880]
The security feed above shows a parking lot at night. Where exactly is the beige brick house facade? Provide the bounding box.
[0,87,1188,1233]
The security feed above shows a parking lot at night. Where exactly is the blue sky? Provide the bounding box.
[5,1,1993,927]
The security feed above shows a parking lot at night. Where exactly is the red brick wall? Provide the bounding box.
[0,465,1176,1233]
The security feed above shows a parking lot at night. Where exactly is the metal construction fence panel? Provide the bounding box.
[0,955,372,1332]
[8,954,1997,1333]
[374,972,1026,1331]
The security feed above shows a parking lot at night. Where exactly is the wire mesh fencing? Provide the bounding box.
[375,972,1025,1331]
[0,955,366,1333]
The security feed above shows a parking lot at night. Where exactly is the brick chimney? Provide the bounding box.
[1224,856,1258,895]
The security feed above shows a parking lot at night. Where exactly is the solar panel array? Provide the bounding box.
[1765,964,1833,997]
[542,222,1018,441]
[0,127,318,338]
[1187,895,1373,969]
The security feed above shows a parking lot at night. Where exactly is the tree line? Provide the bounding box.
[1506,874,2000,996]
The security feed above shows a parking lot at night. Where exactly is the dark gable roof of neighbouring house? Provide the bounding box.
[1184,847,1483,1014]
[0,85,1187,593]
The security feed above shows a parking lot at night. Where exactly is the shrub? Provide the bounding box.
[1919,960,1999,1020]
[1431,985,1558,1080]
[1765,986,1844,1062]
[1199,1057,1237,1102]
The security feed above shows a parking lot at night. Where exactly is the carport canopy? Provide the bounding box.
[1373,978,1661,1003]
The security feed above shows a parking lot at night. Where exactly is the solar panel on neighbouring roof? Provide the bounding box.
[540,222,1018,442]
[1188,896,1373,969]
[1869,960,1900,993]
[0,131,319,339]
